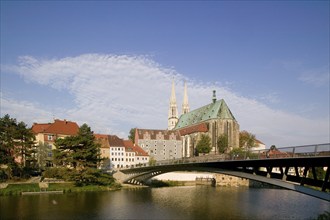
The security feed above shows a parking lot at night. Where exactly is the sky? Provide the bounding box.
[1,1,329,148]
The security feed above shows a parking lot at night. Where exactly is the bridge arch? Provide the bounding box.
[120,156,330,202]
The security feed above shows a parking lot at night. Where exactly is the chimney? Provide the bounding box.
[212,90,217,103]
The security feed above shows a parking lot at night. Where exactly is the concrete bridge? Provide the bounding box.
[117,143,330,201]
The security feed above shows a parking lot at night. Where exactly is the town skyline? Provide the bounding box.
[1,1,329,147]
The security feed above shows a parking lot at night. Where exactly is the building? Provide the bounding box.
[94,134,111,169]
[168,80,179,130]
[108,135,126,169]
[174,91,240,157]
[108,135,149,169]
[134,128,182,161]
[31,119,79,166]
[250,139,266,152]
[123,140,149,168]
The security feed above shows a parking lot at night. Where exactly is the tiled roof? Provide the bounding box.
[177,123,209,136]
[108,135,125,147]
[135,128,181,141]
[174,99,236,130]
[32,119,79,136]
[31,123,51,134]
[123,140,148,156]
[94,134,110,148]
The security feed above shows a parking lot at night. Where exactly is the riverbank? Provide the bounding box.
[0,182,121,196]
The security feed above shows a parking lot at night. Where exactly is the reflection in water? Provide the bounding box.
[1,186,329,219]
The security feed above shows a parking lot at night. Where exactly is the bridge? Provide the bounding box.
[117,143,330,201]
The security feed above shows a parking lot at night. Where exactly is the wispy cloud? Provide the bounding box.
[2,54,329,146]
[298,66,329,87]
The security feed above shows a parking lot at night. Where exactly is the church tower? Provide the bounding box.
[182,81,190,114]
[168,80,178,130]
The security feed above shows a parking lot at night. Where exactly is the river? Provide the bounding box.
[1,186,329,219]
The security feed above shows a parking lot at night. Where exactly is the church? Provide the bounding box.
[135,81,240,160]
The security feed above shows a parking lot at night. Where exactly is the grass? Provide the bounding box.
[0,183,40,196]
[48,182,121,193]
[0,182,121,196]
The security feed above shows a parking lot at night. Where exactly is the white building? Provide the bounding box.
[108,135,149,169]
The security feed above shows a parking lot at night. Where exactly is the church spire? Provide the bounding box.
[168,80,178,130]
[182,81,190,114]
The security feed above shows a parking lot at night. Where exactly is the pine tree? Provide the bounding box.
[53,123,101,169]
[0,115,35,167]
[0,114,17,165]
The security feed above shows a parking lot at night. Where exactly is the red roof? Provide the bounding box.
[178,123,209,136]
[32,119,79,136]
[94,134,110,148]
[108,135,125,147]
[31,123,51,134]
[123,140,148,156]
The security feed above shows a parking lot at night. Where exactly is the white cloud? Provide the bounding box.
[298,66,329,87]
[2,54,329,147]
[0,93,54,124]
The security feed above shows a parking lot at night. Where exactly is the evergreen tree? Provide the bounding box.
[0,115,35,167]
[0,114,17,165]
[196,134,211,154]
[53,123,101,169]
[15,121,36,167]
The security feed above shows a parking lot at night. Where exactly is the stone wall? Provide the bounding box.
[214,174,249,187]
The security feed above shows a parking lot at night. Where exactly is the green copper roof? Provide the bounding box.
[174,99,236,130]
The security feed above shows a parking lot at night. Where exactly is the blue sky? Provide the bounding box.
[1,1,329,147]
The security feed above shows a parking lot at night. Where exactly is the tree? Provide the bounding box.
[53,124,101,169]
[0,114,35,167]
[239,131,257,149]
[15,121,36,167]
[37,141,52,169]
[0,114,17,165]
[217,134,228,154]
[128,128,136,143]
[196,134,211,154]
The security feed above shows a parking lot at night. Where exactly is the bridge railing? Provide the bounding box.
[153,143,330,167]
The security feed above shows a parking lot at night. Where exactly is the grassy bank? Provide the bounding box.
[0,182,121,196]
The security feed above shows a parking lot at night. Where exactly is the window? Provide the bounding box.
[48,135,53,141]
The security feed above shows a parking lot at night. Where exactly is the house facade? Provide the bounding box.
[134,128,182,161]
[31,119,79,167]
[104,135,149,169]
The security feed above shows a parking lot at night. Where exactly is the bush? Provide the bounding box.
[43,167,75,181]
[73,168,115,186]
[0,168,9,182]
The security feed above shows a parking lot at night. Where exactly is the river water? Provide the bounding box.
[1,186,329,220]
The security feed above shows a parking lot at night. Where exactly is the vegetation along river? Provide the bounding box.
[1,186,329,220]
